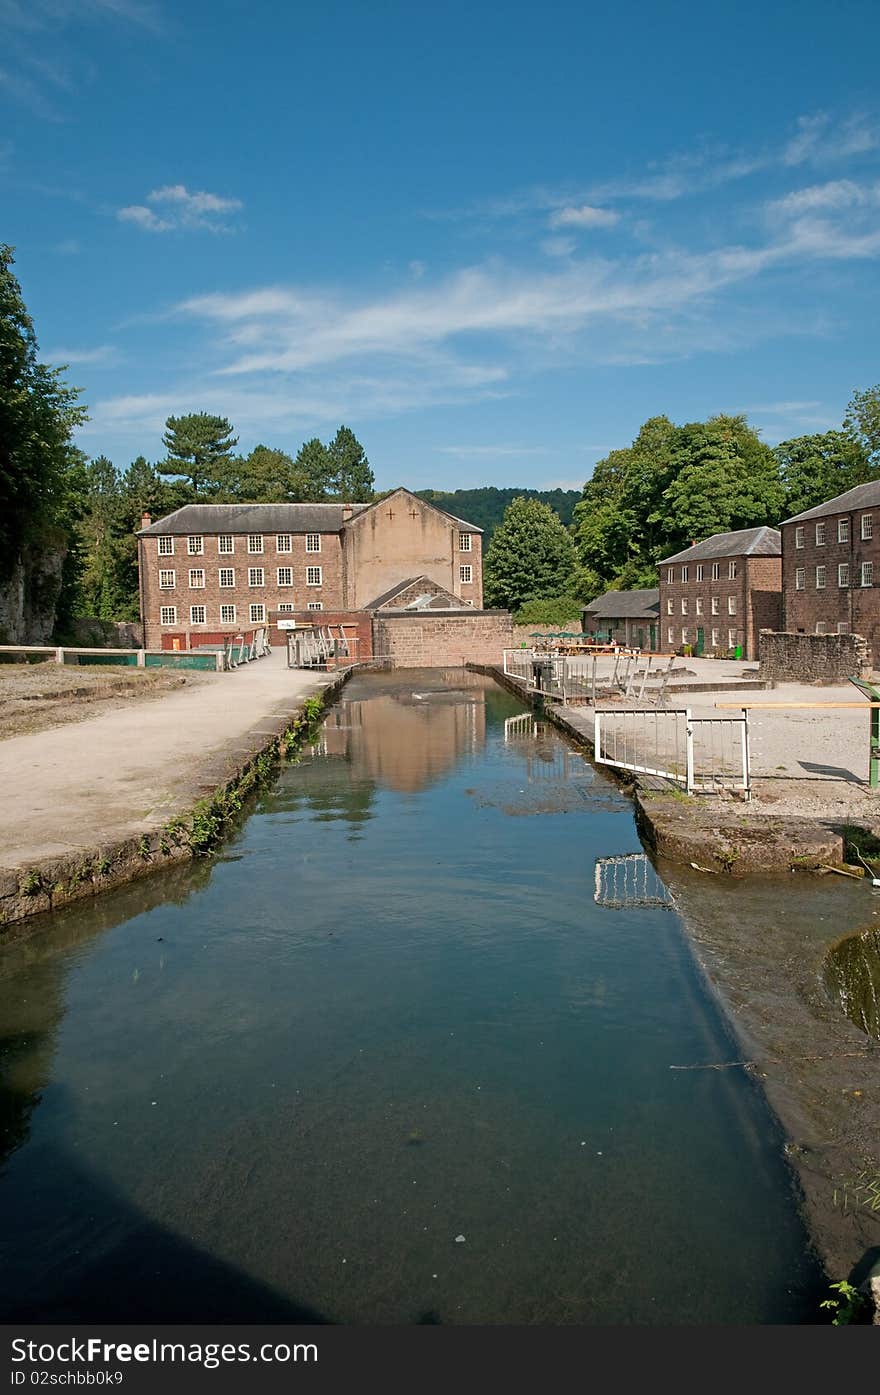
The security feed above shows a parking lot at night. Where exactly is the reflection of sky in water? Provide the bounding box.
[0,670,822,1323]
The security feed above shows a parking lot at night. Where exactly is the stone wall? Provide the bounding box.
[758,630,871,682]
[64,617,144,649]
[373,610,513,667]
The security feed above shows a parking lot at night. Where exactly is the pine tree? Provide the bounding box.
[327,425,374,499]
[159,413,238,495]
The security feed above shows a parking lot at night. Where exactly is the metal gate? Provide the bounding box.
[593,706,751,796]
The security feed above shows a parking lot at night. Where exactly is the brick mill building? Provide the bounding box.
[136,486,502,657]
[781,480,880,662]
[657,526,782,660]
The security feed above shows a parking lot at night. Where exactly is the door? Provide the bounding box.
[696,627,705,656]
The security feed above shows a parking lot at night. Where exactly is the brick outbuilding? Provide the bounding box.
[657,526,782,660]
[781,480,880,663]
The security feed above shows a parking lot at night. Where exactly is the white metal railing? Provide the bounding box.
[594,706,750,796]
[502,648,677,705]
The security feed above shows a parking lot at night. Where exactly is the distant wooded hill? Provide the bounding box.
[415,487,580,538]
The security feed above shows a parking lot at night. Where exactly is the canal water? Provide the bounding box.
[0,670,822,1324]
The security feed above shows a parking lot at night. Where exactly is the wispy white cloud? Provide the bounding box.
[548,204,619,229]
[0,0,163,117]
[117,184,243,233]
[53,238,80,255]
[768,178,880,217]
[45,344,117,366]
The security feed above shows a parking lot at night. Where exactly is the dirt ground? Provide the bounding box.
[0,661,212,741]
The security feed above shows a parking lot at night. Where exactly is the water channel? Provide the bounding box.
[0,670,824,1323]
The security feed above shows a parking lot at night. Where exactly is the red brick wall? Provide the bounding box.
[658,556,749,656]
[140,530,345,649]
[373,611,513,667]
[270,609,373,659]
[744,555,782,658]
[782,510,880,661]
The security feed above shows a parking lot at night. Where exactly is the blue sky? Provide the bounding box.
[3,0,880,492]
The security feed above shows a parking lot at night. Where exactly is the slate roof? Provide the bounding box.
[365,575,466,610]
[782,480,880,525]
[659,526,781,567]
[138,502,371,535]
[582,588,660,619]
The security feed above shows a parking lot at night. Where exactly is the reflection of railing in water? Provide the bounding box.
[594,854,675,909]
[504,713,538,741]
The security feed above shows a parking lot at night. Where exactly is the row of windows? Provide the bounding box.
[158,567,323,589]
[157,533,323,557]
[794,516,871,548]
[666,561,737,584]
[794,562,873,589]
[667,596,736,616]
[156,530,475,556]
[159,603,325,625]
[667,627,738,648]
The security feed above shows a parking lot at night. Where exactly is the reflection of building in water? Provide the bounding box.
[317,690,486,793]
[594,854,675,910]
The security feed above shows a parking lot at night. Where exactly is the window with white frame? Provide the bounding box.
[188,568,205,588]
[838,621,850,634]
[862,561,874,587]
[187,535,203,555]
[459,532,471,552]
[220,604,236,623]
[218,534,234,554]
[667,626,674,644]
[248,567,264,587]
[862,514,873,540]
[711,596,720,614]
[795,566,806,590]
[305,534,321,553]
[839,563,850,588]
[277,603,295,613]
[795,526,804,549]
[728,595,737,614]
[159,569,175,589]
[815,522,826,546]
[681,566,688,582]
[815,621,827,634]
[306,566,322,586]
[728,629,737,649]
[667,568,674,583]
[190,605,206,624]
[681,598,688,615]
[815,565,826,589]
[160,605,177,624]
[681,627,689,644]
[219,568,235,588]
[460,564,473,583]
[248,534,264,553]
[307,601,324,611]
[696,564,704,581]
[277,567,293,586]
[711,562,720,580]
[695,597,703,614]
[249,604,266,623]
[666,598,673,614]
[711,628,720,648]
[838,519,850,543]
[276,534,292,553]
[158,535,174,556]
[728,560,737,579]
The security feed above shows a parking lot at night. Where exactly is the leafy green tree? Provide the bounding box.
[159,412,238,495]
[484,496,577,611]
[776,431,872,517]
[216,444,307,502]
[573,412,784,596]
[0,244,87,634]
[844,384,880,466]
[327,425,374,499]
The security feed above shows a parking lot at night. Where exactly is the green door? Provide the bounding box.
[695,627,705,656]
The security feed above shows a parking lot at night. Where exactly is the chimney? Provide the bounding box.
[140,511,152,530]
[342,503,353,522]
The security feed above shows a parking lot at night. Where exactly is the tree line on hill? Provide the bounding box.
[3,240,880,636]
